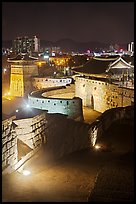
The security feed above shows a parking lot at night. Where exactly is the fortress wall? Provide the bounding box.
[44,113,90,159]
[32,77,72,89]
[10,64,38,97]
[88,106,134,146]
[2,116,18,171]
[75,77,134,113]
[14,112,47,149]
[28,95,83,121]
[3,106,133,173]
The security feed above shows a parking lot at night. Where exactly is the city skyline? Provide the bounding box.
[2,2,134,44]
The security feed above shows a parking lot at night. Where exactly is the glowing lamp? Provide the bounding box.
[26,104,30,108]
[23,170,31,176]
[44,55,49,59]
[94,145,101,150]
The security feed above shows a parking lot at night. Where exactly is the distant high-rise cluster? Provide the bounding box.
[12,36,40,54]
[128,42,134,54]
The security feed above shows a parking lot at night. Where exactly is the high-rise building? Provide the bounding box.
[13,36,40,54]
[128,42,134,54]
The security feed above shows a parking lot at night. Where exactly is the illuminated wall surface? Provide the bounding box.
[2,105,133,172]
[14,113,47,149]
[28,92,83,121]
[10,64,38,97]
[32,77,72,89]
[75,77,134,113]
[2,116,18,170]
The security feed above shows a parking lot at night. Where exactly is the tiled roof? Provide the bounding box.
[122,55,134,66]
[73,57,117,74]
[8,54,38,61]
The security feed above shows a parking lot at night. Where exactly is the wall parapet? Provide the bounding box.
[2,116,18,171]
[32,77,73,89]
[28,87,83,121]
[89,105,134,146]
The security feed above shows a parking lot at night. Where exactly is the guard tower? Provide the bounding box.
[8,54,38,97]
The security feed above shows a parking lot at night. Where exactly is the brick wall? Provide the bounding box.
[14,112,47,149]
[2,116,18,171]
[75,77,134,113]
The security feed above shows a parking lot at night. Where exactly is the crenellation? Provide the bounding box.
[32,77,72,89]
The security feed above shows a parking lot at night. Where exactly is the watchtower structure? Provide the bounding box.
[8,54,38,97]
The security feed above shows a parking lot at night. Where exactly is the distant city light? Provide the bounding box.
[44,55,49,59]
[52,52,55,56]
[16,109,19,112]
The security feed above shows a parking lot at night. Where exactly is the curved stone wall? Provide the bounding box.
[32,77,73,89]
[88,105,134,147]
[28,87,83,121]
[75,76,134,113]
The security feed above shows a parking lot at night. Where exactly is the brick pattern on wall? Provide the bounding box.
[2,116,18,170]
[14,113,47,149]
[75,77,134,113]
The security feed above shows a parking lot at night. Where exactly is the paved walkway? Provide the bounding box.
[2,149,120,202]
[83,107,101,123]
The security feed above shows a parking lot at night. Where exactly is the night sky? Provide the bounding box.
[2,2,134,43]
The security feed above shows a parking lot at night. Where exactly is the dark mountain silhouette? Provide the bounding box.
[2,39,127,52]
[41,39,110,52]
